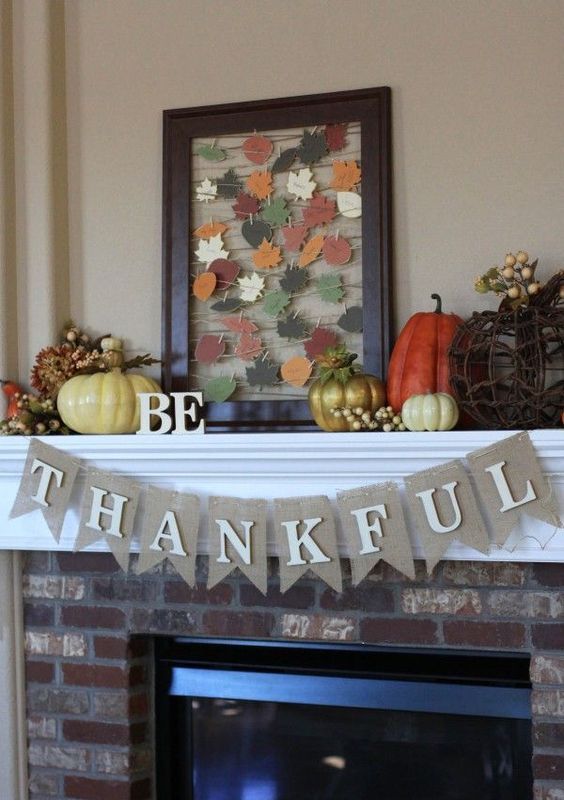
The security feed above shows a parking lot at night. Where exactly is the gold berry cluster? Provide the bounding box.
[474,250,541,302]
[330,405,405,432]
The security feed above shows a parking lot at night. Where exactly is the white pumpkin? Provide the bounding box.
[401,392,459,432]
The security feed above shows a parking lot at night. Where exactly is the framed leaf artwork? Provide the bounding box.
[162,87,392,430]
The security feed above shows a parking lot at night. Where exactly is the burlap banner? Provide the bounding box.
[136,486,200,585]
[337,482,415,583]
[74,469,142,571]
[405,459,490,573]
[207,496,268,595]
[10,439,80,543]
[7,432,564,591]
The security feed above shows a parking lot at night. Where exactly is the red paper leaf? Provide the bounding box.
[232,192,260,219]
[208,259,240,290]
[221,316,258,334]
[322,235,352,266]
[281,224,308,252]
[303,195,336,228]
[242,135,273,165]
[235,333,263,361]
[325,123,348,152]
[304,327,339,360]
[195,335,225,364]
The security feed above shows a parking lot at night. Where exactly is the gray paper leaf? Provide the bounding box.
[279,265,308,293]
[272,147,298,174]
[210,297,242,313]
[338,306,363,332]
[277,315,307,340]
[242,219,273,248]
[246,359,279,387]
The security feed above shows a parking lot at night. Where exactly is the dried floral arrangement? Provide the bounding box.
[1,323,158,436]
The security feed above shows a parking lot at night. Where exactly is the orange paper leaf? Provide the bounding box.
[298,234,325,267]
[330,160,362,191]
[192,271,217,301]
[246,170,273,200]
[193,221,229,239]
[281,356,312,387]
[252,238,282,269]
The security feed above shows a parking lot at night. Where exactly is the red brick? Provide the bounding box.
[443,561,527,587]
[131,778,151,799]
[532,564,564,588]
[28,688,89,715]
[56,552,121,573]
[488,591,564,619]
[443,620,525,648]
[534,755,564,781]
[164,581,233,605]
[24,603,55,627]
[531,655,564,684]
[94,636,129,660]
[130,608,196,635]
[241,583,315,610]
[26,661,55,683]
[129,665,146,687]
[62,663,128,688]
[202,610,275,638]
[63,720,130,745]
[24,551,51,571]
[402,588,481,616]
[534,722,564,748]
[129,693,149,718]
[64,776,130,799]
[360,617,439,645]
[281,613,356,641]
[61,605,126,630]
[321,585,394,613]
[92,577,157,603]
[532,624,564,650]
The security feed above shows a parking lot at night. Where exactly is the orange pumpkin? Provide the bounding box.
[387,294,463,412]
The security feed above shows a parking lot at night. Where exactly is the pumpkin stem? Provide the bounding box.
[431,293,442,314]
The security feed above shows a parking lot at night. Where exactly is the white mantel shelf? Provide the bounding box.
[0,430,563,562]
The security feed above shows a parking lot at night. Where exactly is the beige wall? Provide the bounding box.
[3,0,564,377]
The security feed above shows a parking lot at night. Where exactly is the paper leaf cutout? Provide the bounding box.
[325,123,347,152]
[242,219,272,248]
[196,178,217,203]
[205,376,237,403]
[194,220,229,239]
[298,130,328,165]
[235,333,263,361]
[217,169,242,200]
[331,160,362,191]
[303,195,337,227]
[304,326,338,359]
[195,143,226,162]
[192,271,217,301]
[272,147,297,174]
[279,265,308,293]
[277,315,307,340]
[337,191,362,218]
[237,273,265,303]
[246,170,273,200]
[195,334,225,364]
[316,272,344,304]
[263,290,291,317]
[298,233,325,267]
[287,168,316,201]
[232,192,260,219]
[221,315,258,334]
[338,306,363,333]
[281,356,312,387]
[208,259,240,290]
[252,239,282,269]
[210,297,242,313]
[246,359,278,387]
[196,233,229,265]
[242,135,273,165]
[261,197,290,227]
[323,235,352,266]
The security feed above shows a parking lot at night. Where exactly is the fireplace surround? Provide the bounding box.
[0,430,561,799]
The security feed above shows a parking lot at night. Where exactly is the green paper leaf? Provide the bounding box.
[195,143,227,162]
[263,290,291,317]
[316,273,344,304]
[271,147,298,174]
[261,197,290,227]
[205,376,237,403]
[279,265,308,293]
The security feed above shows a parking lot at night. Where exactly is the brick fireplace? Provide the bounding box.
[22,551,564,800]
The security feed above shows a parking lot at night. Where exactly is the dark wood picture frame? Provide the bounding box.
[162,87,393,431]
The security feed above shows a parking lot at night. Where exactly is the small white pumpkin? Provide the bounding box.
[401,392,459,432]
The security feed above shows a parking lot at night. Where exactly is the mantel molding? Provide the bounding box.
[0,430,563,562]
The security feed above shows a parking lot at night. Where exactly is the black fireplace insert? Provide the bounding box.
[155,638,532,800]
